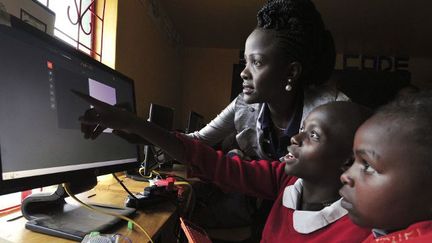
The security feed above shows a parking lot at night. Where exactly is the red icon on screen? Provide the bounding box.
[47,61,53,69]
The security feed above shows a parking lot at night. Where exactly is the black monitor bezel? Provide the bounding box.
[186,111,204,133]
[0,16,141,196]
[148,103,175,131]
[142,103,175,175]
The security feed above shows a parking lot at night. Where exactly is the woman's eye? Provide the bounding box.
[299,126,305,132]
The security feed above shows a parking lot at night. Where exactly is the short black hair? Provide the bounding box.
[376,90,432,175]
[256,0,335,86]
[318,101,372,158]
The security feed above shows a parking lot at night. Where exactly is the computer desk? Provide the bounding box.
[0,164,188,243]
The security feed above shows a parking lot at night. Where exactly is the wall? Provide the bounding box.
[115,1,240,130]
[97,0,117,68]
[115,0,184,127]
[404,58,432,89]
[334,54,432,89]
[180,47,239,128]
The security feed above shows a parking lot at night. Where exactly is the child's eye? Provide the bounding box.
[361,161,376,174]
[252,60,262,66]
[310,131,320,140]
[299,126,305,132]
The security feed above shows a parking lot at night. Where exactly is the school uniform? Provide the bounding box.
[178,133,370,242]
[362,221,432,243]
[186,86,349,233]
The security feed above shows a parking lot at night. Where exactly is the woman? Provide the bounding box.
[188,0,348,161]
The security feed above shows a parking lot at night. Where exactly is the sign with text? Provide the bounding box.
[338,54,409,72]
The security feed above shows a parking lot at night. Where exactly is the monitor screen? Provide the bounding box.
[142,103,174,175]
[0,17,140,195]
[148,103,174,131]
[186,111,204,133]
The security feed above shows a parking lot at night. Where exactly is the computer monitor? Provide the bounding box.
[124,103,174,180]
[143,103,174,175]
[148,103,175,131]
[0,16,139,240]
[186,111,205,133]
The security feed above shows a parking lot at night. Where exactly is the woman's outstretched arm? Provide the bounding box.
[73,90,186,162]
[74,90,288,199]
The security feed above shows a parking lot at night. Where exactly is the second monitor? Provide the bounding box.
[143,103,175,175]
[125,103,175,179]
[186,111,205,134]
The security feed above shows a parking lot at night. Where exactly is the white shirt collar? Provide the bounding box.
[282,179,348,234]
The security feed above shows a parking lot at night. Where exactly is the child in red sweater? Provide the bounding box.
[339,90,432,242]
[76,93,371,242]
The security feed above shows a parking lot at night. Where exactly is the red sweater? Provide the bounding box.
[178,134,370,242]
[362,221,432,243]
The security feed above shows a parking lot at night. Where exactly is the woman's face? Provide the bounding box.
[240,29,294,104]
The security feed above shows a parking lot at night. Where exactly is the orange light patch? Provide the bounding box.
[47,61,53,69]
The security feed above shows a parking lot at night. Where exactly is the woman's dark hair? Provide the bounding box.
[257,0,335,86]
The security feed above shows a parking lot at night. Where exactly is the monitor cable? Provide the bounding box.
[112,173,138,200]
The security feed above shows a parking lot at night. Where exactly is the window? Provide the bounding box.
[36,0,106,62]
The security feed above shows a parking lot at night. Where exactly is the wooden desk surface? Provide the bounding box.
[0,165,187,243]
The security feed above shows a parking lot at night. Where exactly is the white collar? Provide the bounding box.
[282,179,348,234]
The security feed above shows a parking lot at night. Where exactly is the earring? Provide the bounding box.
[285,78,293,92]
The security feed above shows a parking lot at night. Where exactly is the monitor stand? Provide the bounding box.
[125,145,161,182]
[125,168,151,181]
[21,178,136,241]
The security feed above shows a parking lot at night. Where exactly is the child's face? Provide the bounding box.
[339,115,431,230]
[282,106,350,180]
[240,29,293,104]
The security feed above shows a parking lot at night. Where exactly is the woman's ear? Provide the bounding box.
[287,61,302,81]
